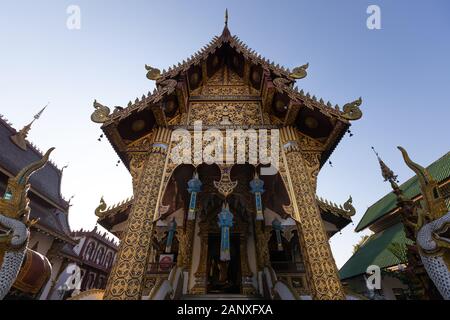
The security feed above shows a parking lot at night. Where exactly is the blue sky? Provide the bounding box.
[0,0,449,268]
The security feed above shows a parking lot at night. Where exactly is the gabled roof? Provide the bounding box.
[339,222,413,280]
[101,24,358,126]
[0,115,69,210]
[355,151,450,232]
[157,25,294,82]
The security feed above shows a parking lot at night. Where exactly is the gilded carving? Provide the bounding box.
[103,146,168,300]
[254,221,271,269]
[282,148,345,300]
[176,221,195,268]
[188,102,263,125]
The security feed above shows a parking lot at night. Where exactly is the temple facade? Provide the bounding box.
[91,17,362,300]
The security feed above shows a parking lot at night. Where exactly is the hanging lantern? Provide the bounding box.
[218,202,234,261]
[165,218,177,253]
[272,219,284,251]
[187,172,202,220]
[249,172,265,221]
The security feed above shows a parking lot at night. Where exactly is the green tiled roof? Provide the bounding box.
[355,152,450,232]
[339,223,413,280]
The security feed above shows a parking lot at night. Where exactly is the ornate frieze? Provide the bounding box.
[188,102,263,126]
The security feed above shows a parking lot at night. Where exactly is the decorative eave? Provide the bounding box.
[317,195,356,220]
[97,194,356,234]
[95,196,134,230]
[72,227,119,249]
[32,223,78,245]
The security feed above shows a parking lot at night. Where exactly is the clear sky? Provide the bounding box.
[1,0,449,268]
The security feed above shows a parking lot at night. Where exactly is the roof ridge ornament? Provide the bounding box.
[145,64,162,81]
[91,100,111,123]
[221,9,231,38]
[225,8,228,27]
[372,146,399,185]
[290,63,309,79]
[342,97,363,120]
[10,103,48,150]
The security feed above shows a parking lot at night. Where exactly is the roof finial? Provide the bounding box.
[372,146,398,185]
[11,103,49,151]
[225,9,228,27]
[221,9,231,38]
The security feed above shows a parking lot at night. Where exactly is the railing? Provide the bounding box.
[147,266,185,300]
[261,266,301,300]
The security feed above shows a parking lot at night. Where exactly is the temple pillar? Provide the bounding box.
[254,221,270,270]
[280,126,345,300]
[176,220,196,269]
[103,128,171,300]
[239,232,254,295]
[191,231,208,294]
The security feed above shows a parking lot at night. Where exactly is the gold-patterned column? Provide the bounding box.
[280,126,345,300]
[240,232,255,295]
[176,220,195,269]
[191,231,208,294]
[103,128,171,300]
[254,221,271,270]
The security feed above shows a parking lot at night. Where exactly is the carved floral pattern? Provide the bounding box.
[103,150,167,300]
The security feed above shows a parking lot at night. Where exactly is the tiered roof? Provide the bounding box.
[0,113,73,245]
[99,23,361,126]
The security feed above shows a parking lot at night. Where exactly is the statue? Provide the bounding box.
[398,147,450,300]
[0,148,54,299]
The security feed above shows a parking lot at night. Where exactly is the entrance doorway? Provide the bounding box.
[207,234,241,294]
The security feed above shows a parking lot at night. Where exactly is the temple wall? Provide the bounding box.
[73,237,86,255]
[29,231,54,256]
[381,275,408,300]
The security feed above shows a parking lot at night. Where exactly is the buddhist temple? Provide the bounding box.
[90,12,363,300]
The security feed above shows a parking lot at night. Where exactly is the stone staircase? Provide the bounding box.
[181,294,264,300]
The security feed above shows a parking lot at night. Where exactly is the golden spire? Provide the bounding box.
[225,9,228,27]
[372,147,398,185]
[221,9,231,38]
[10,103,48,151]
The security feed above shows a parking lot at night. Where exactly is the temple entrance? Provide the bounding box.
[207,234,241,294]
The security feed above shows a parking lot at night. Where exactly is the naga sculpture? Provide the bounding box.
[398,146,450,300]
[341,97,363,121]
[94,196,107,219]
[145,65,162,81]
[343,196,356,218]
[0,148,54,299]
[91,100,111,124]
[289,63,309,80]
